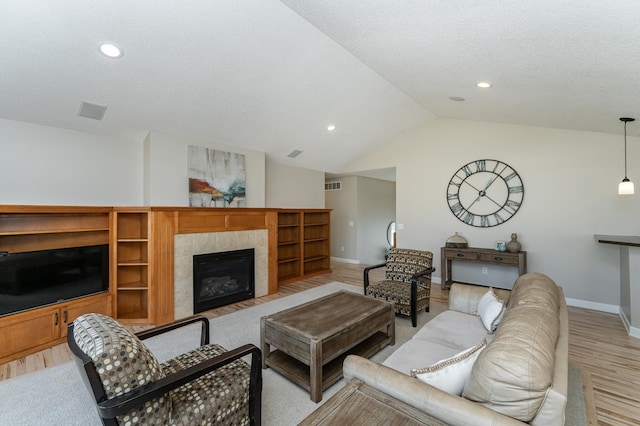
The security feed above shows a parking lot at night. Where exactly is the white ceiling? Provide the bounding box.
[1,1,639,173]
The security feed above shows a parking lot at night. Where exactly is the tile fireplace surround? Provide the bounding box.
[173,230,269,319]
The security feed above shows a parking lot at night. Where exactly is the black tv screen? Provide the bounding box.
[0,244,109,316]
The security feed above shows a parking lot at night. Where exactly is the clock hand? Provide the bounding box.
[483,193,504,209]
[482,176,498,192]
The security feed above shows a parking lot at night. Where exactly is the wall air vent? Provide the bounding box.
[325,181,342,191]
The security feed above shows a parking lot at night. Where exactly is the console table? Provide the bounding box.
[440,247,527,290]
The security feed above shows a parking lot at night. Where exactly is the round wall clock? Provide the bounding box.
[446,159,524,227]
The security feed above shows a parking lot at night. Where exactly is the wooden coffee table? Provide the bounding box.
[299,379,448,425]
[260,290,395,402]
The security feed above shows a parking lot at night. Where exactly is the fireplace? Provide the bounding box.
[193,248,255,313]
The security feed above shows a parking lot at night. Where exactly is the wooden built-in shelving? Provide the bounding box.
[0,206,112,364]
[112,209,151,323]
[0,205,329,362]
[277,209,331,284]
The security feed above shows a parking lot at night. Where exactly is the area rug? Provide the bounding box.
[0,282,587,425]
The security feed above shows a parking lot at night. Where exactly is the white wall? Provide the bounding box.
[326,175,395,264]
[326,176,358,261]
[0,118,142,205]
[265,159,325,208]
[145,130,266,207]
[0,119,328,210]
[357,177,395,264]
[345,118,640,305]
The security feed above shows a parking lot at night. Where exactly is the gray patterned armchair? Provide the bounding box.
[364,248,435,327]
[67,313,262,426]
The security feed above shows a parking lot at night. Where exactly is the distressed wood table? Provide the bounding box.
[441,246,527,290]
[299,378,448,425]
[260,290,394,402]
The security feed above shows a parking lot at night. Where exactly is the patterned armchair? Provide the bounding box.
[67,313,262,426]
[364,248,435,327]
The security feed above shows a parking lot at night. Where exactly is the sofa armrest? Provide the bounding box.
[343,355,523,426]
[448,283,491,314]
[448,283,511,314]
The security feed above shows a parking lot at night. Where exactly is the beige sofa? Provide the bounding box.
[344,272,568,426]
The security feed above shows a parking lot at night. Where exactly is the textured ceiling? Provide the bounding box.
[1,1,638,173]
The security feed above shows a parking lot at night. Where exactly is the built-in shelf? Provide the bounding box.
[0,206,112,363]
[276,209,331,284]
[113,210,151,323]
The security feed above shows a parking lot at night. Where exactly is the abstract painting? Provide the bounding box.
[188,146,246,207]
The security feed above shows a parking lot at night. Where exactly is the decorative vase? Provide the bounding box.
[507,233,521,253]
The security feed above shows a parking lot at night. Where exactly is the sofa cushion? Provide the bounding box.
[383,338,463,376]
[412,310,492,349]
[411,338,487,395]
[383,310,491,376]
[476,289,505,332]
[462,273,560,422]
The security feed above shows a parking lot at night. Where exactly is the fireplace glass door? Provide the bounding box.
[193,248,255,313]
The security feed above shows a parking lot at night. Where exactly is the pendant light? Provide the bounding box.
[618,117,635,195]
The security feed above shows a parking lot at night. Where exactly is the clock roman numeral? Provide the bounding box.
[480,215,489,227]
[450,202,463,214]
[474,160,486,172]
[462,165,473,177]
[505,200,521,213]
[463,212,474,224]
[503,171,518,181]
[508,185,523,193]
[493,212,505,225]
[447,192,458,201]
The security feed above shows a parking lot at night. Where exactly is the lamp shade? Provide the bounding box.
[618,178,635,195]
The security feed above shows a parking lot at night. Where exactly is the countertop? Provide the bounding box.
[595,234,640,247]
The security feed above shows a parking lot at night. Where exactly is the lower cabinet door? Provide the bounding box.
[62,293,111,338]
[0,307,61,363]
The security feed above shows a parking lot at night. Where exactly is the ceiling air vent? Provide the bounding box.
[325,181,342,191]
[78,101,107,120]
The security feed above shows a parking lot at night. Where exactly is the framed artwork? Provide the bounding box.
[188,146,246,207]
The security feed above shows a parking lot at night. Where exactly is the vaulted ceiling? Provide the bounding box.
[1,1,638,173]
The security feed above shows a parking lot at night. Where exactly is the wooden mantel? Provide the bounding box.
[148,207,280,324]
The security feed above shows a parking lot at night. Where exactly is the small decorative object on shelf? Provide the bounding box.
[445,232,468,248]
[496,240,506,252]
[507,233,522,253]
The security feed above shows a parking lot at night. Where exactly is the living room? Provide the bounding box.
[1,1,640,424]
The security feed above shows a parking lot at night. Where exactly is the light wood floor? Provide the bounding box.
[2,261,640,425]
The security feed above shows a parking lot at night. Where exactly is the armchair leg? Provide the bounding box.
[410,279,418,328]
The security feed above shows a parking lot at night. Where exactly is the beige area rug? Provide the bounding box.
[0,282,587,425]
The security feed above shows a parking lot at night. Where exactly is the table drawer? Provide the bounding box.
[479,252,519,265]
[444,249,478,260]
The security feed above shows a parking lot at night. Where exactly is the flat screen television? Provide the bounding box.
[0,244,109,317]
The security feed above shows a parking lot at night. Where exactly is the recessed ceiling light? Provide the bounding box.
[327,124,336,132]
[99,42,123,59]
[449,96,466,102]
[476,82,492,88]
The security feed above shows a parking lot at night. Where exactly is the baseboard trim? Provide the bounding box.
[565,297,619,314]
[617,309,640,339]
[331,257,360,264]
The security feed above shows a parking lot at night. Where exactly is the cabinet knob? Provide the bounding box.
[494,257,503,261]
[63,310,68,324]
[456,253,464,257]
[54,312,59,326]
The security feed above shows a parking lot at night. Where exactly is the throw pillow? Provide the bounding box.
[410,338,487,395]
[477,289,505,332]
